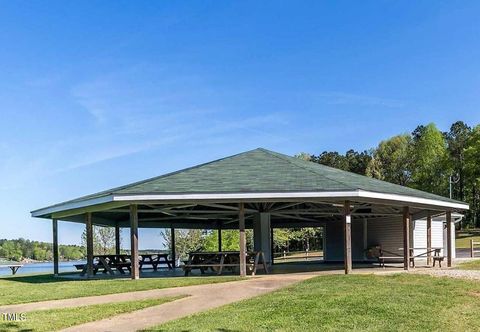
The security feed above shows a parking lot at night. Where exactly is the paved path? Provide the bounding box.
[0,273,319,332]
[456,248,476,258]
[61,273,315,332]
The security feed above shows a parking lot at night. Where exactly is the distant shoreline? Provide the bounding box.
[0,259,84,265]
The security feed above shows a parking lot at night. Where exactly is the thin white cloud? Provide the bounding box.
[0,64,295,192]
[32,65,291,174]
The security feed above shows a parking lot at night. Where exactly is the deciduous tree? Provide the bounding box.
[366,134,412,185]
[410,123,450,196]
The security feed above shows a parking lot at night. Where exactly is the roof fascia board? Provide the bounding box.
[31,195,114,218]
[51,201,130,219]
[356,190,469,210]
[112,191,356,203]
[113,190,469,210]
[31,189,469,219]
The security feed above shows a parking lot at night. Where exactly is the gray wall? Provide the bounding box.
[324,216,456,262]
[324,219,365,262]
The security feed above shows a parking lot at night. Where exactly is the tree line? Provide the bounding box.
[0,238,84,262]
[0,226,121,262]
[298,121,480,228]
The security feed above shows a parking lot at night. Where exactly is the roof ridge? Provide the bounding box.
[258,149,354,190]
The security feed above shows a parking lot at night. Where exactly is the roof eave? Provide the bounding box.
[31,195,115,218]
[355,190,469,211]
[112,190,468,210]
[31,189,469,220]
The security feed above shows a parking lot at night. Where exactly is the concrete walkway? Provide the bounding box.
[62,273,315,332]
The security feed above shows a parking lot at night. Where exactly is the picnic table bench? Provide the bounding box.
[182,251,268,276]
[0,264,23,275]
[77,253,173,276]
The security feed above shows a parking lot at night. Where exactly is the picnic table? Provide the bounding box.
[139,253,172,271]
[78,254,131,276]
[375,248,404,268]
[371,246,444,268]
[0,264,23,275]
[409,248,444,268]
[183,251,268,276]
[77,253,173,276]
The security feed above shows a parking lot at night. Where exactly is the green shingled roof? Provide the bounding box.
[57,148,463,206]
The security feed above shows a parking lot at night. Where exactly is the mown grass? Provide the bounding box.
[149,274,480,332]
[0,274,240,305]
[456,259,480,270]
[0,296,184,332]
[456,229,480,248]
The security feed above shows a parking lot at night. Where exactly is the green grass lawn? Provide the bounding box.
[149,274,480,332]
[456,259,480,270]
[0,296,185,332]
[456,229,480,248]
[0,274,240,305]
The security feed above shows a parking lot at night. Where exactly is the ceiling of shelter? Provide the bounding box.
[60,200,437,229]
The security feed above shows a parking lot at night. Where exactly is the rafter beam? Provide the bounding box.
[269,202,305,212]
[145,204,197,210]
[271,212,319,222]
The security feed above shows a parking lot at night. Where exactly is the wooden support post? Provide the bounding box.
[270,226,274,265]
[343,201,352,274]
[427,214,432,265]
[171,227,176,267]
[218,227,222,252]
[362,218,368,260]
[130,205,139,279]
[447,211,452,267]
[471,239,475,258]
[115,223,121,256]
[403,207,410,271]
[52,219,59,276]
[239,202,247,277]
[86,212,94,277]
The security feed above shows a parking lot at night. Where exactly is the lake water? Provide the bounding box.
[0,261,86,277]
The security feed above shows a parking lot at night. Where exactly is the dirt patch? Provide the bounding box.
[468,291,480,297]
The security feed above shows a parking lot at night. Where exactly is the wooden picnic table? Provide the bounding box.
[408,248,444,268]
[183,251,268,276]
[0,264,23,275]
[139,253,172,271]
[79,254,131,276]
[375,247,444,268]
[78,253,173,276]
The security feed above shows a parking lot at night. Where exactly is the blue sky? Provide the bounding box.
[1,1,480,249]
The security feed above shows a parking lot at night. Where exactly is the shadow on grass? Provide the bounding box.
[0,273,83,284]
[1,271,240,284]
[0,321,34,332]
[153,329,240,332]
